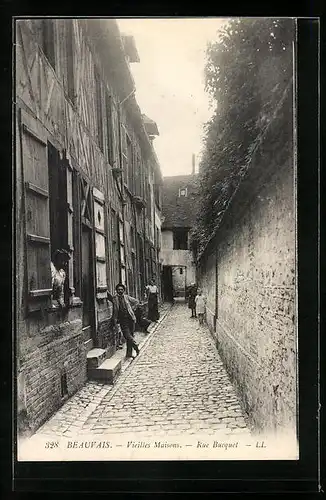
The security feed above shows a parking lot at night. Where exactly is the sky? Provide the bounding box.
[117,18,229,177]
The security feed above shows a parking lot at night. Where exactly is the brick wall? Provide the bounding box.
[17,319,86,434]
[198,92,297,436]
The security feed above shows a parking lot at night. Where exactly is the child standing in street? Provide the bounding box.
[195,289,206,325]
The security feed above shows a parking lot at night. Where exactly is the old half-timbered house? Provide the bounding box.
[15,18,162,434]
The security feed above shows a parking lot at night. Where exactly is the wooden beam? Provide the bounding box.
[29,288,52,297]
[25,182,49,198]
[27,234,50,245]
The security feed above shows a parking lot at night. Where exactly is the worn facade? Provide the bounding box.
[15,18,162,433]
[196,85,297,437]
[161,171,197,299]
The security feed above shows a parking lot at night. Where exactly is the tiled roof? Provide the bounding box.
[162,174,199,229]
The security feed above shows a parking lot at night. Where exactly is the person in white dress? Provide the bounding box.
[195,289,206,325]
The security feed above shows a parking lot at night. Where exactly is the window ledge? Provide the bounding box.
[47,297,83,311]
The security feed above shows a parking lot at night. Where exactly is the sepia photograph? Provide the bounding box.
[14,16,299,461]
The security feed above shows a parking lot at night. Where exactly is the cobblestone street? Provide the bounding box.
[34,302,250,439]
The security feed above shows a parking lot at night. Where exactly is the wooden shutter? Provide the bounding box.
[93,188,107,298]
[66,162,75,297]
[72,170,82,298]
[20,109,52,312]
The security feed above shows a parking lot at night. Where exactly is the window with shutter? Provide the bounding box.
[93,188,107,298]
[20,110,52,312]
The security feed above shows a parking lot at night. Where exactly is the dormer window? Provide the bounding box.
[179,187,187,197]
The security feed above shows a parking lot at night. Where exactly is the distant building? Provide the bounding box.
[161,162,198,300]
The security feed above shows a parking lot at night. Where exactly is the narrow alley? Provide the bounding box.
[16,18,299,464]
[34,302,250,440]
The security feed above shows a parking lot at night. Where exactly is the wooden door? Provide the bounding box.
[162,266,173,302]
[80,176,95,341]
[81,224,94,338]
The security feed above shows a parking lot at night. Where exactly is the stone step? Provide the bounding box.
[86,348,107,369]
[88,354,122,384]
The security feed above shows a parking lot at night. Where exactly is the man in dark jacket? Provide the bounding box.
[110,284,140,359]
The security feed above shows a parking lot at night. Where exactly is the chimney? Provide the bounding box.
[192,153,196,175]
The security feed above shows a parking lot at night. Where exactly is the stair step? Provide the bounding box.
[88,354,122,384]
[87,348,107,369]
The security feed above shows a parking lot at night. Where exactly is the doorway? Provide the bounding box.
[81,224,95,341]
[162,265,173,302]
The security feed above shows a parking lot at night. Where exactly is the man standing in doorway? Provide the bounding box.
[111,284,140,359]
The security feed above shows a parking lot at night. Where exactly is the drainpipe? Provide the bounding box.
[118,88,136,288]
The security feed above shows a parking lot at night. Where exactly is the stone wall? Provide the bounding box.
[217,161,296,434]
[197,89,297,436]
[198,248,217,334]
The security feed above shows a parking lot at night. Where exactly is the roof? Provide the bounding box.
[121,35,140,63]
[142,114,160,136]
[162,174,199,229]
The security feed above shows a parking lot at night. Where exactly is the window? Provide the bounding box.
[110,209,120,287]
[173,229,188,250]
[48,143,76,305]
[137,233,145,296]
[155,226,161,250]
[122,129,134,192]
[64,20,75,103]
[146,183,152,220]
[41,19,56,69]
[154,183,161,208]
[93,188,107,298]
[130,226,135,251]
[105,92,114,165]
[134,153,141,197]
[110,99,120,168]
[95,68,104,152]
[48,144,68,253]
[118,218,126,283]
[126,134,134,191]
[180,268,183,275]
[179,187,187,197]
